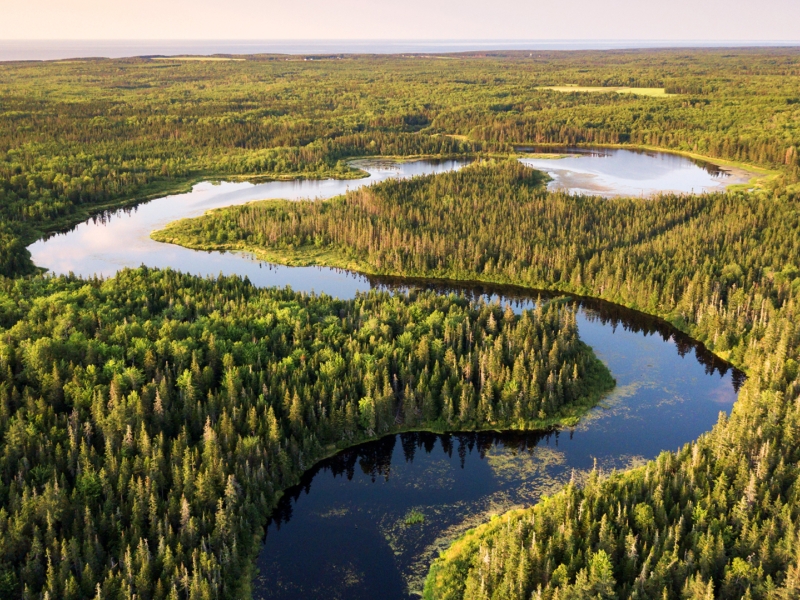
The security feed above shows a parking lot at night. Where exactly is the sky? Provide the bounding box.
[2,0,799,42]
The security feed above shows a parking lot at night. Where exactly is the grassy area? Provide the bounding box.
[540,85,671,96]
[150,218,382,272]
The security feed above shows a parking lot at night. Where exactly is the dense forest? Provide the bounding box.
[153,159,797,366]
[1,49,800,276]
[424,321,800,598]
[159,159,800,598]
[2,49,800,599]
[0,267,610,598]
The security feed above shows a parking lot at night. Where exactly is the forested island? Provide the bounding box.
[1,48,800,599]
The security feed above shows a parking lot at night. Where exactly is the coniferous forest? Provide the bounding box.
[1,48,800,599]
[159,157,800,598]
[0,269,611,598]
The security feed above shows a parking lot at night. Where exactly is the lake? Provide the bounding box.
[518,147,753,197]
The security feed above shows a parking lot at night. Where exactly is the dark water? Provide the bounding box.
[254,285,742,599]
[26,156,745,598]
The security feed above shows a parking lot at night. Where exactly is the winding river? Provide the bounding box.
[28,151,748,599]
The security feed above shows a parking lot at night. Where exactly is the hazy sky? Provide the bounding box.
[2,0,798,41]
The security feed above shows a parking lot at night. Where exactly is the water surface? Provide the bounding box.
[27,155,746,598]
[254,285,741,599]
[519,147,752,197]
[29,159,466,295]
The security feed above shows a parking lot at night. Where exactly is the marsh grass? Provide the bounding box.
[404,510,426,526]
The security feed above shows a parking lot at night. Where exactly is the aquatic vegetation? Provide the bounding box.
[405,510,426,526]
[157,132,800,599]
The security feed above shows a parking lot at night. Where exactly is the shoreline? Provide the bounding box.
[512,142,773,190]
[149,224,747,369]
[24,143,774,261]
[240,343,615,598]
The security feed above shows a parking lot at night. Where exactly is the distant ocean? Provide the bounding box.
[2,40,799,62]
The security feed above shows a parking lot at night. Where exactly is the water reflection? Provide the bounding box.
[258,431,568,600]
[516,145,729,175]
[517,146,752,197]
[28,159,470,281]
[254,277,744,599]
[21,155,749,599]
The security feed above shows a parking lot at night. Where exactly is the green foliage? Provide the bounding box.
[380,172,800,597]
[0,267,609,599]
[158,155,800,597]
[405,510,426,526]
[2,49,800,599]
[426,376,800,599]
[2,49,800,275]
[154,152,800,600]
[160,159,799,368]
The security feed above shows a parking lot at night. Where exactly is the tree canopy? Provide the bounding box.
[1,48,800,599]
[160,159,800,598]
[0,268,610,599]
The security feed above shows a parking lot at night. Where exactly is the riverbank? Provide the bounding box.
[16,165,373,275]
[238,334,615,598]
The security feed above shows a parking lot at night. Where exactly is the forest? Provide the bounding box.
[153,159,797,366]
[1,48,800,276]
[424,256,799,598]
[159,158,800,598]
[0,268,611,598]
[1,48,800,599]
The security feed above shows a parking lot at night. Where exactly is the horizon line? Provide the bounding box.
[3,39,799,63]
[3,38,800,43]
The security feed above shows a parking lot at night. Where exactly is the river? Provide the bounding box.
[28,150,747,599]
